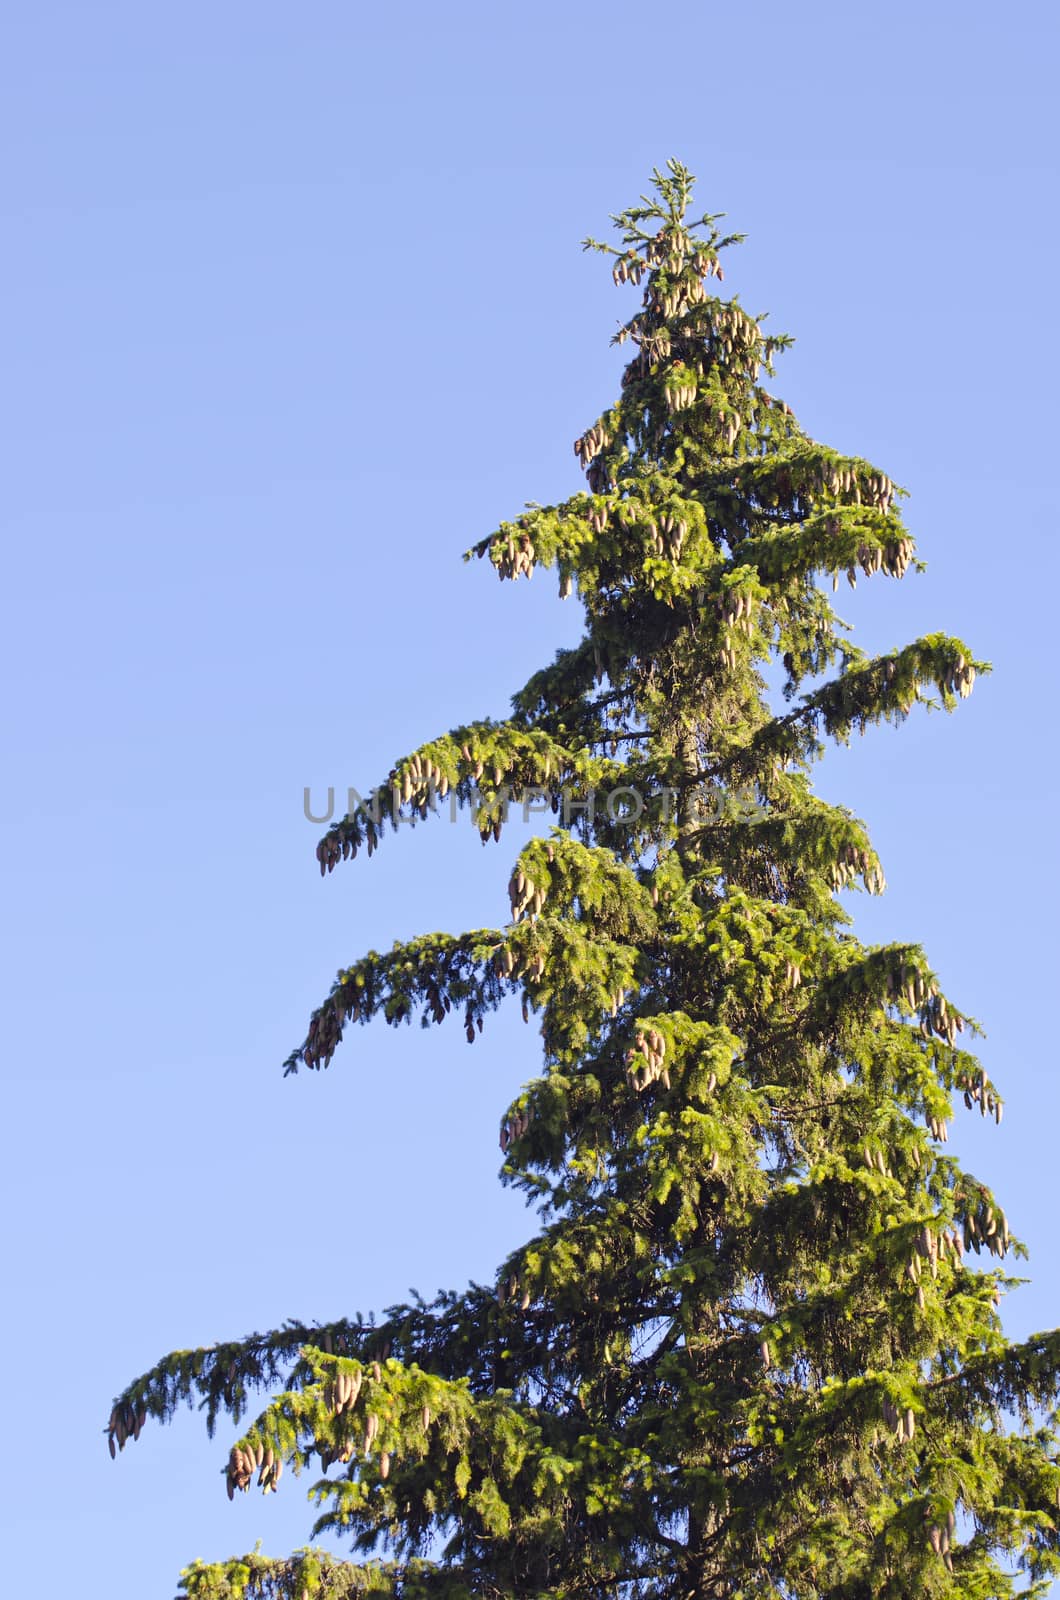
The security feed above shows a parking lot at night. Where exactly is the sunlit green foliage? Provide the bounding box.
[110,161,1060,1600]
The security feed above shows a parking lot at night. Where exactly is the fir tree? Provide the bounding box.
[109,161,1060,1599]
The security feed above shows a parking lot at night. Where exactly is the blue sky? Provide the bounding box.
[1,2,1057,1593]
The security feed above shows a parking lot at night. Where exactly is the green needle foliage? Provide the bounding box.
[110,161,1060,1599]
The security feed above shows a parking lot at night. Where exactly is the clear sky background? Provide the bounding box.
[1,3,1057,1594]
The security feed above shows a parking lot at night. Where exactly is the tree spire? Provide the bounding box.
[109,163,1060,1600]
